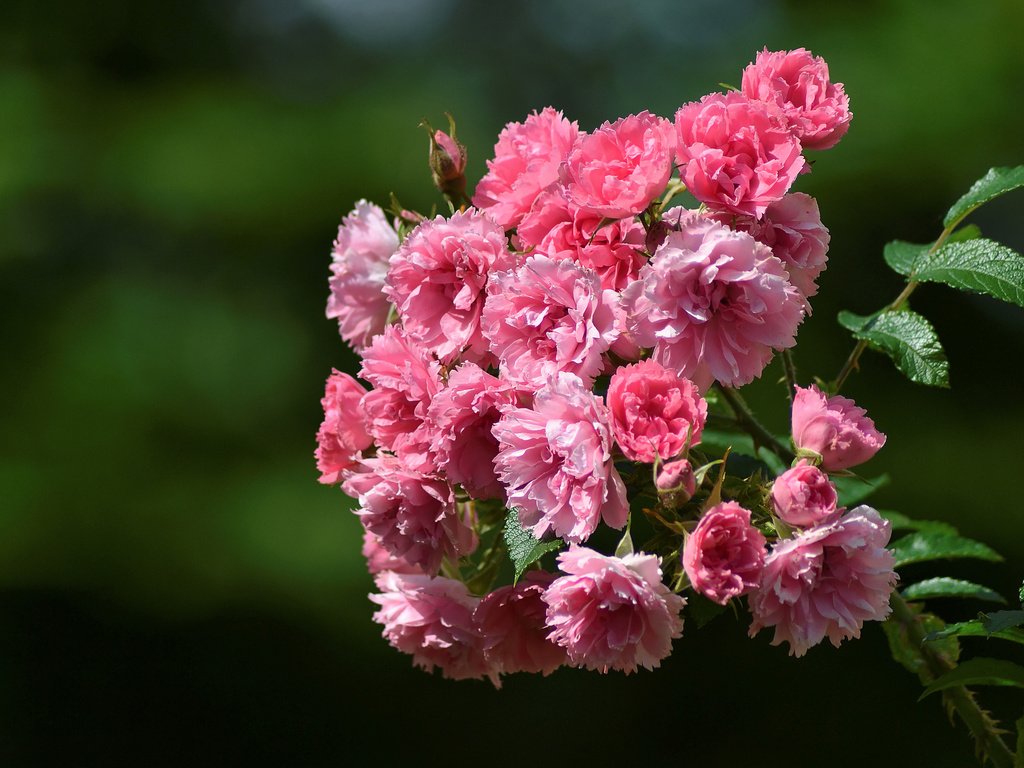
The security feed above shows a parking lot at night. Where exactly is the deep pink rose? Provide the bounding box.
[315,369,372,484]
[492,372,628,544]
[362,530,423,576]
[473,107,580,229]
[474,571,566,676]
[682,501,767,605]
[675,92,806,218]
[656,459,696,499]
[791,385,886,471]
[564,111,677,219]
[771,459,839,527]
[543,547,685,673]
[742,47,852,151]
[326,200,399,351]
[607,359,707,463]
[749,506,897,657]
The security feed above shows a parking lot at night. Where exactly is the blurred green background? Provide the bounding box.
[2,0,1023,765]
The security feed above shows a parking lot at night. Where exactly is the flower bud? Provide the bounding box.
[771,459,837,527]
[425,114,467,200]
[656,459,696,500]
[791,385,885,471]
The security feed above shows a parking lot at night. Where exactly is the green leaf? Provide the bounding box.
[883,226,983,277]
[902,577,1007,604]
[912,239,1024,308]
[1019,581,1023,606]
[1015,715,1023,768]
[944,166,1024,227]
[838,309,949,387]
[687,593,727,629]
[884,607,960,680]
[878,510,958,536]
[698,429,787,475]
[832,473,890,507]
[502,508,563,584]
[920,657,1024,699]
[983,610,1024,634]
[926,620,1024,647]
[890,530,1002,568]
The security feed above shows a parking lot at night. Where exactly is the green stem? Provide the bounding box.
[713,384,795,464]
[781,349,798,403]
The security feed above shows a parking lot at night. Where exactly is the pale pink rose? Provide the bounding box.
[791,385,886,471]
[565,111,677,219]
[543,547,685,673]
[482,255,619,390]
[385,210,517,364]
[675,92,806,219]
[361,530,423,575]
[343,456,475,576]
[370,571,498,684]
[656,459,696,499]
[473,107,580,229]
[516,187,647,291]
[428,362,520,500]
[682,501,766,605]
[326,200,399,351]
[749,505,897,657]
[474,571,566,676]
[771,459,838,527]
[607,359,707,463]
[315,369,372,484]
[359,326,442,471]
[742,47,852,151]
[621,213,805,389]
[492,372,628,544]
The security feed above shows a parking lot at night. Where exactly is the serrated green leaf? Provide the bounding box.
[687,593,726,629]
[883,226,983,277]
[832,473,890,507]
[912,239,1024,308]
[884,606,960,679]
[890,530,1002,568]
[878,510,958,535]
[925,620,1024,647]
[945,166,1024,227]
[502,509,563,584]
[920,657,1024,699]
[902,577,1007,604]
[838,309,949,387]
[983,610,1024,634]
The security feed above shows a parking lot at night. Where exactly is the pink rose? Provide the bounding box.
[429,128,467,193]
[656,459,696,499]
[564,111,677,219]
[607,359,707,463]
[315,369,372,484]
[473,107,580,229]
[492,372,628,544]
[742,47,852,151]
[543,547,685,673]
[474,571,566,676]
[791,385,886,471]
[386,210,517,364]
[621,213,804,389]
[361,530,423,575]
[749,506,897,656]
[771,459,838,527]
[682,501,766,605]
[326,200,399,351]
[675,92,806,218]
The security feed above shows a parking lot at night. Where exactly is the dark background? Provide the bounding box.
[2,0,1024,765]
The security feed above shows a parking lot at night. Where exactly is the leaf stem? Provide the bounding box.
[713,384,795,464]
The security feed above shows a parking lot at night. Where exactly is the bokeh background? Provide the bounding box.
[3,0,1024,765]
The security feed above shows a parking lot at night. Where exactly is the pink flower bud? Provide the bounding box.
[430,129,467,184]
[656,459,696,499]
[771,459,838,527]
[791,385,886,471]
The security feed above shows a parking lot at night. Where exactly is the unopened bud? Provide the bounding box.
[656,459,696,500]
[424,114,467,201]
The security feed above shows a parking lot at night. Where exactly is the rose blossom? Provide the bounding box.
[564,111,677,219]
[656,459,696,499]
[771,459,838,527]
[362,530,422,575]
[682,501,767,605]
[370,571,497,684]
[621,213,804,389]
[607,359,707,463]
[482,255,619,390]
[473,107,580,229]
[742,47,852,151]
[749,505,897,657]
[475,571,566,676]
[315,369,372,484]
[791,385,886,471]
[543,547,685,673]
[675,92,806,218]
[385,210,517,364]
[326,200,399,350]
[492,372,627,544]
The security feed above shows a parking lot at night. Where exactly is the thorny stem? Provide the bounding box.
[780,349,798,403]
[713,384,795,464]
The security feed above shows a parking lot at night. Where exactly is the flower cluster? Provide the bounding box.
[316,48,899,683]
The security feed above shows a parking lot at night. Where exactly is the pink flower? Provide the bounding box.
[621,213,804,389]
[543,547,685,673]
[607,359,707,463]
[473,107,580,229]
[359,326,442,470]
[428,362,519,500]
[771,460,838,527]
[315,369,372,484]
[482,255,619,390]
[791,385,886,471]
[675,92,806,218]
[370,571,497,684]
[749,506,897,657]
[492,372,628,544]
[326,200,399,351]
[474,571,566,676]
[742,47,852,151]
[385,210,517,364]
[565,111,677,219]
[656,459,696,498]
[682,501,766,605]
[362,530,423,575]
[429,128,467,191]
